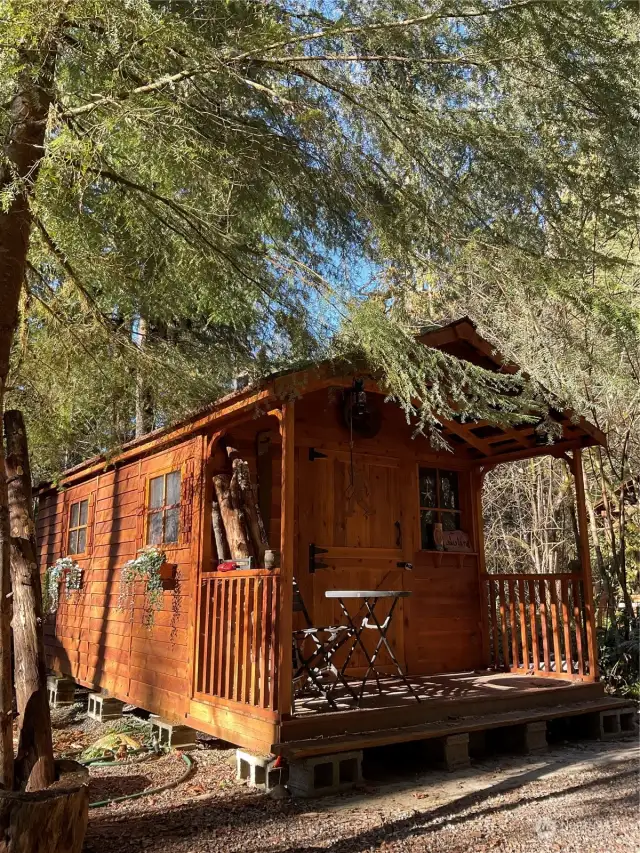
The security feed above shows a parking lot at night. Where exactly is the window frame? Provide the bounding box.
[418,467,463,551]
[145,469,182,548]
[67,497,90,557]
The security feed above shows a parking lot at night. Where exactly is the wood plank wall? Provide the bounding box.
[38,437,202,721]
[294,389,485,677]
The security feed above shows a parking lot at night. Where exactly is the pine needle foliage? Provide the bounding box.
[1,0,637,477]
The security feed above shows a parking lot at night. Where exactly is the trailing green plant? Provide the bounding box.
[42,557,82,614]
[117,547,168,629]
[598,613,640,699]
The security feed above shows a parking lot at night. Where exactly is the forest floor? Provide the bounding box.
[48,702,638,853]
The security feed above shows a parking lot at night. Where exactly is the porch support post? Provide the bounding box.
[571,448,598,680]
[275,401,295,716]
[473,467,491,669]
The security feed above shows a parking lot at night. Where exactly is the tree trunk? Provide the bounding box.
[0,760,88,852]
[231,459,268,563]
[211,500,229,562]
[0,42,57,790]
[212,473,253,560]
[135,316,153,437]
[5,411,55,792]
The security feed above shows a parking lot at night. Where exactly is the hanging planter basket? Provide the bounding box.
[117,547,178,628]
[42,558,83,614]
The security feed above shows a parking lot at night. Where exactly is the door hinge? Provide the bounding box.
[309,542,328,574]
[308,447,328,461]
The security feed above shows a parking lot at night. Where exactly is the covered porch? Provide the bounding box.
[189,320,607,754]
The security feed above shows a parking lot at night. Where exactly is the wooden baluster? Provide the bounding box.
[216,579,226,697]
[497,580,510,669]
[250,577,261,706]
[528,579,539,674]
[518,578,529,673]
[538,578,551,674]
[210,578,220,695]
[560,578,572,677]
[573,580,585,676]
[233,578,243,702]
[489,579,498,667]
[270,575,279,711]
[224,578,235,700]
[201,579,211,694]
[549,578,562,676]
[244,579,253,704]
[199,580,211,694]
[260,573,269,708]
[508,579,519,669]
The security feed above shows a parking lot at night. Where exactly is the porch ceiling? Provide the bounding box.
[418,318,605,465]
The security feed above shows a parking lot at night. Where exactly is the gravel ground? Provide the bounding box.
[47,705,639,853]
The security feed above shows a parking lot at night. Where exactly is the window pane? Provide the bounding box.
[420,509,434,550]
[149,476,164,509]
[166,471,181,506]
[439,471,459,510]
[164,508,179,543]
[419,469,437,508]
[68,529,78,555]
[147,511,163,544]
[79,499,89,526]
[70,502,79,529]
[76,527,87,554]
[442,511,458,532]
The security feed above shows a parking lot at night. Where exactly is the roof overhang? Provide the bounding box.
[35,318,605,492]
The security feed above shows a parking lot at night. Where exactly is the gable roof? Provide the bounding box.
[36,317,606,490]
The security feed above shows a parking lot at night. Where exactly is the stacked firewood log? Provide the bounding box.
[211,445,269,564]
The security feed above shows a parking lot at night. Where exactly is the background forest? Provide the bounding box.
[3,0,639,698]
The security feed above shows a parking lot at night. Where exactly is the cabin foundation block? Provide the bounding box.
[47,675,76,708]
[522,721,549,753]
[575,707,638,741]
[236,750,284,793]
[87,693,125,722]
[287,750,363,797]
[150,718,197,749]
[423,733,471,771]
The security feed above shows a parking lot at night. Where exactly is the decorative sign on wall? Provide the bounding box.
[443,529,472,552]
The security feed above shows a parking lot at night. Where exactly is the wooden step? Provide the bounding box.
[274,696,633,759]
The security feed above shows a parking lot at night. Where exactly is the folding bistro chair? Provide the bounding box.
[291,580,358,709]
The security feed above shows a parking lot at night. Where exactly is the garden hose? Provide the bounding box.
[80,747,194,809]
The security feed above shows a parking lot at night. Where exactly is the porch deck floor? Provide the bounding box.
[292,670,585,716]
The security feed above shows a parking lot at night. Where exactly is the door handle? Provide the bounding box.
[395,520,402,548]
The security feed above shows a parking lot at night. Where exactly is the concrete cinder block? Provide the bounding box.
[522,721,549,753]
[619,709,638,735]
[150,717,197,749]
[236,750,285,792]
[287,750,363,798]
[423,733,471,771]
[572,708,637,742]
[87,693,125,722]
[47,675,76,708]
[488,722,547,755]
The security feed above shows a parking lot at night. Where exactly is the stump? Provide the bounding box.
[0,760,89,853]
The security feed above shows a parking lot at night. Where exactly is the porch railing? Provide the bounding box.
[195,570,280,711]
[482,573,593,679]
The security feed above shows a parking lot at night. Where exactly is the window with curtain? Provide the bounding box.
[147,470,181,545]
[419,468,461,549]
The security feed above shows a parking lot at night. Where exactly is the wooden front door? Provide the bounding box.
[297,448,408,673]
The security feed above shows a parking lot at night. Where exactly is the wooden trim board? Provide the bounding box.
[274,696,632,759]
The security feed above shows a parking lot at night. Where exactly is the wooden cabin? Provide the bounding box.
[37,318,619,759]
